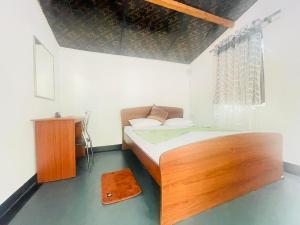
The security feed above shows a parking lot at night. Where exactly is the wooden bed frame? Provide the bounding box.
[120,106,283,225]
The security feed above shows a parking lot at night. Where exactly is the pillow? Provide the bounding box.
[163,118,194,127]
[147,105,169,122]
[129,118,162,128]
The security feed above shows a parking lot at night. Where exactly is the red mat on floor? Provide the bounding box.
[101,168,142,205]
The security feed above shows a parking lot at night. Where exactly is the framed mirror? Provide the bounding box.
[33,37,55,100]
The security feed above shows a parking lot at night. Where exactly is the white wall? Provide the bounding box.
[189,0,300,165]
[0,0,60,204]
[59,48,190,146]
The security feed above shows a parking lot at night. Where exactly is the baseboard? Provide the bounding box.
[93,144,122,153]
[0,174,40,225]
[284,162,300,177]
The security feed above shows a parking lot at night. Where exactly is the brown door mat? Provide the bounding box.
[101,168,142,205]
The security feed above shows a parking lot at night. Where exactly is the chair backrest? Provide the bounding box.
[83,111,91,131]
[82,111,92,144]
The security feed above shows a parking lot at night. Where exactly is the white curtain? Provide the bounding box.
[213,26,264,130]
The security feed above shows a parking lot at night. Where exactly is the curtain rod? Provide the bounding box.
[256,9,281,27]
[209,9,281,53]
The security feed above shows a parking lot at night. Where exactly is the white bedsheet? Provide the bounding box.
[124,126,241,165]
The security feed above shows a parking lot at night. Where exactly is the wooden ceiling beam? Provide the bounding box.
[145,0,235,28]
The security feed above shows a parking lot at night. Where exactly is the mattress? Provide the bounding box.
[124,126,241,165]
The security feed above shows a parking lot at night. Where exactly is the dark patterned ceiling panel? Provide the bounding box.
[39,0,256,64]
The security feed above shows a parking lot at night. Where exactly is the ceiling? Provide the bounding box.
[39,0,256,64]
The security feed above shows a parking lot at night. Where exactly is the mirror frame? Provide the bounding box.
[33,36,55,100]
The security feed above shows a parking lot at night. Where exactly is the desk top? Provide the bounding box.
[32,116,84,123]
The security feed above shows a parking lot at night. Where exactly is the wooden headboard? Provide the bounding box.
[120,106,183,127]
[120,106,183,150]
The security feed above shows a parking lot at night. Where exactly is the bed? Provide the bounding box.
[120,106,283,225]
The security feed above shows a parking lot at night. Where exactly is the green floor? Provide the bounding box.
[9,150,300,225]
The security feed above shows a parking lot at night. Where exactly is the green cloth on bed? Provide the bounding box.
[133,126,235,144]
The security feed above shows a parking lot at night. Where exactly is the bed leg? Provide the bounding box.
[160,217,173,225]
[160,193,174,225]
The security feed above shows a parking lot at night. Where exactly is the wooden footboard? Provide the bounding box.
[159,133,283,225]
